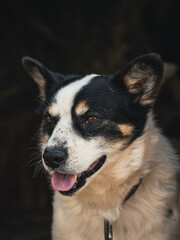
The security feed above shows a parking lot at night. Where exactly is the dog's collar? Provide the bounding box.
[123,178,143,203]
[104,178,142,240]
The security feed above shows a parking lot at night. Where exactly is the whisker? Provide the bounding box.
[30,128,42,145]
[25,146,40,151]
[23,153,42,168]
[33,160,44,178]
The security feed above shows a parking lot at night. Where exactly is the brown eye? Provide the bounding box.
[86,116,99,124]
[45,114,54,124]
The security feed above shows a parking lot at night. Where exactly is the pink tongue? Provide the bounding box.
[51,172,75,191]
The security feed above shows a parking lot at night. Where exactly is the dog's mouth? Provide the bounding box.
[51,155,106,196]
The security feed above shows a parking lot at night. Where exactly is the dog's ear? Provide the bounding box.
[22,57,62,101]
[113,53,164,106]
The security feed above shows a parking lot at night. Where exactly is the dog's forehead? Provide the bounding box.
[49,74,98,116]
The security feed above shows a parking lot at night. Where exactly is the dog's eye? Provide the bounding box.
[45,114,54,124]
[86,116,99,125]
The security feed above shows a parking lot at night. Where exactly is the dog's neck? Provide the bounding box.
[104,179,142,240]
[76,138,149,222]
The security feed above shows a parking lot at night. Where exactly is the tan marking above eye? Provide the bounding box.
[118,124,134,136]
[75,101,89,116]
[49,104,59,116]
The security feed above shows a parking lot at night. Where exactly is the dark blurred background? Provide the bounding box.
[0,0,180,239]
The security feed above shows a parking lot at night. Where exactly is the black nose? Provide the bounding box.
[43,148,67,169]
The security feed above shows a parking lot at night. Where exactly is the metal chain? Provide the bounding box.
[104,219,113,240]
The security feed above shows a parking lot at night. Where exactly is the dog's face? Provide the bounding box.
[23,54,163,196]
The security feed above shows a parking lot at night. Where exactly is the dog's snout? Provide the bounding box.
[43,147,68,168]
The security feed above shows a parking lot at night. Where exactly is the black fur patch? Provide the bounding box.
[72,75,147,143]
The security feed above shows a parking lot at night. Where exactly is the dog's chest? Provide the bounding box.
[53,191,178,240]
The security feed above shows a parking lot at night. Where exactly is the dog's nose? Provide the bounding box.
[43,148,67,168]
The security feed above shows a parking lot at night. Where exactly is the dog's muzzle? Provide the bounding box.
[49,155,106,196]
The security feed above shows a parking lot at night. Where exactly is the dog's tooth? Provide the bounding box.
[74,175,77,183]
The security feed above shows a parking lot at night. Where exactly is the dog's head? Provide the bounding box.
[22,54,163,196]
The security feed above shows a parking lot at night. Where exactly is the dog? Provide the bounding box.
[22,53,180,240]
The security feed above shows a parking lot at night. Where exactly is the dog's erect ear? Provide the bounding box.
[113,53,164,106]
[22,57,62,101]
